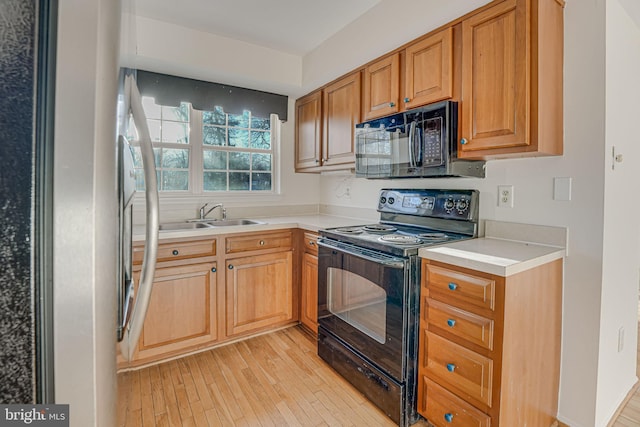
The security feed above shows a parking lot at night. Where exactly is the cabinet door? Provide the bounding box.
[295,91,322,170]
[460,0,528,152]
[136,262,218,360]
[226,251,293,336]
[363,53,400,120]
[322,71,361,167]
[300,251,318,334]
[404,27,453,109]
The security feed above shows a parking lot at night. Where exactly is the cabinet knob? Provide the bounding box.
[404,97,410,103]
[228,264,234,270]
[446,363,456,372]
[211,267,217,273]
[315,159,320,163]
[309,240,315,246]
[259,240,265,246]
[447,319,456,327]
[444,413,454,423]
[172,250,179,256]
[460,138,468,145]
[322,158,327,162]
[389,102,395,107]
[448,282,458,291]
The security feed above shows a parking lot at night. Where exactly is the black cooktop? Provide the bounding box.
[320,189,479,257]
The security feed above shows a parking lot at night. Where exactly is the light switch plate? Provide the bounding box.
[554,177,572,201]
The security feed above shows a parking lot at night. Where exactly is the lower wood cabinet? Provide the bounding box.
[299,232,319,333]
[133,262,218,362]
[122,231,297,368]
[225,250,293,336]
[418,258,562,427]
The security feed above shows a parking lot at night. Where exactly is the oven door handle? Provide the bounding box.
[317,240,406,269]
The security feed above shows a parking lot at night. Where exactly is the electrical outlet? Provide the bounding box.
[498,185,514,208]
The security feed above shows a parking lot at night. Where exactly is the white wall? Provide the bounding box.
[54,0,120,425]
[596,1,640,424]
[129,15,302,97]
[310,1,617,426]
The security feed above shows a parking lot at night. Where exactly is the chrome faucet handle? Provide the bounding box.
[199,203,209,219]
[222,207,227,220]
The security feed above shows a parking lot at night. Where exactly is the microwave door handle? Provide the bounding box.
[415,126,423,166]
[408,121,417,167]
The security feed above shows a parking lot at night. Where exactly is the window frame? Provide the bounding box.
[130,100,281,200]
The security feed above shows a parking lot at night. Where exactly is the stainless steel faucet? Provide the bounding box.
[199,203,226,220]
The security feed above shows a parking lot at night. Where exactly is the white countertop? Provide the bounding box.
[418,237,565,277]
[132,214,369,241]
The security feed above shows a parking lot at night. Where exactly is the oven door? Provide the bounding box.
[317,239,409,381]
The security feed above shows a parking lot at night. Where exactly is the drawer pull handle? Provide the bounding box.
[444,413,454,423]
[447,319,456,327]
[211,267,216,273]
[172,250,179,256]
[448,282,458,291]
[228,264,234,270]
[259,240,265,246]
[446,363,456,372]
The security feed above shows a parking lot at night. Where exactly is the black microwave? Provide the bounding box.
[355,101,485,179]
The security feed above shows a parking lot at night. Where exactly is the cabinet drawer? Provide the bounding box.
[422,377,491,427]
[226,231,292,254]
[425,331,493,407]
[427,299,494,350]
[134,239,216,264]
[427,265,495,311]
[302,232,319,255]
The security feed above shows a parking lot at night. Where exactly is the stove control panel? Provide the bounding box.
[378,189,479,221]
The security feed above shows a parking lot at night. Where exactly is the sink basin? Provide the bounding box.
[206,219,265,227]
[159,222,214,231]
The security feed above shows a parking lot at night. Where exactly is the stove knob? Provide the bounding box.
[388,197,395,204]
[444,198,455,211]
[380,196,387,204]
[456,199,468,212]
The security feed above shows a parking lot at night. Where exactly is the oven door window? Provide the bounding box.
[327,268,386,344]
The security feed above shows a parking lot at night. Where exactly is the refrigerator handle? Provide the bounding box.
[119,74,159,361]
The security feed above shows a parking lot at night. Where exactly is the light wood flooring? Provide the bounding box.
[117,326,430,427]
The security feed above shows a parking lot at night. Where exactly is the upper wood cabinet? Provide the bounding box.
[294,0,564,168]
[404,27,454,110]
[458,0,564,159]
[295,90,322,170]
[362,27,453,121]
[322,71,361,167]
[363,53,400,120]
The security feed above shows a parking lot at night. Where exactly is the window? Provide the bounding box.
[201,107,273,192]
[129,97,277,195]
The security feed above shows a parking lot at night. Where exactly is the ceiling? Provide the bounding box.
[132,0,382,56]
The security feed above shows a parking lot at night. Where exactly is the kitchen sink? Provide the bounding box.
[159,222,214,231]
[206,219,265,227]
[160,218,266,231]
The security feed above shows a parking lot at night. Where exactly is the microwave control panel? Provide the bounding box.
[422,116,445,166]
